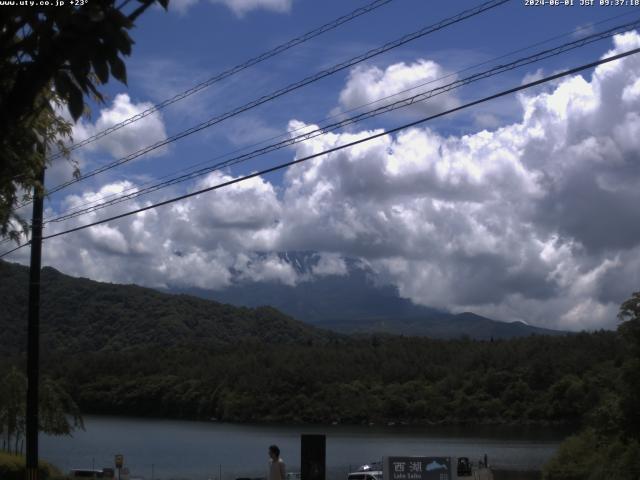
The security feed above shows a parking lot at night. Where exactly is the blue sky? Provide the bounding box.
[65,0,640,194]
[7,0,640,330]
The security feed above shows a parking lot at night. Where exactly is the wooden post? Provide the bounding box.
[301,435,325,480]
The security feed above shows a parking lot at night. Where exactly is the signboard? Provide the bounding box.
[301,434,325,480]
[384,457,451,480]
[115,455,124,469]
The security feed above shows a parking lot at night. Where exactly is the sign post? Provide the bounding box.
[383,457,451,480]
[301,434,326,480]
[115,454,124,480]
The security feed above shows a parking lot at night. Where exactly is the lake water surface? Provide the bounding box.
[41,416,568,480]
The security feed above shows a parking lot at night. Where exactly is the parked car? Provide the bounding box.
[357,463,382,472]
[348,470,383,480]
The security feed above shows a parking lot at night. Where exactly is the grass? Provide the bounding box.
[0,451,66,480]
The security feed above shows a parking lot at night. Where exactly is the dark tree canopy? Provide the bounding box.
[617,291,640,441]
[0,0,169,239]
[0,260,629,428]
[0,367,83,455]
[618,291,640,357]
[543,290,640,479]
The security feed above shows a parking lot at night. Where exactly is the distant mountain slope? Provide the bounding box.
[184,260,444,323]
[318,312,563,340]
[0,260,338,355]
[180,252,565,339]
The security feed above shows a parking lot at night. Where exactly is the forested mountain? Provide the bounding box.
[35,331,623,426]
[0,260,338,355]
[0,259,632,432]
[175,252,565,339]
[316,312,562,339]
[1,257,562,355]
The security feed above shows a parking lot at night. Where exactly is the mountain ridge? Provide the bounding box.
[0,256,566,353]
[173,251,566,339]
[0,260,338,355]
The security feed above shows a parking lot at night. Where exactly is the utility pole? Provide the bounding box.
[25,164,45,480]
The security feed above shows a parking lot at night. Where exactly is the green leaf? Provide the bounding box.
[53,72,71,99]
[86,80,104,103]
[71,67,91,94]
[91,56,109,84]
[67,84,85,121]
[108,55,127,85]
[89,9,105,22]
[114,30,134,56]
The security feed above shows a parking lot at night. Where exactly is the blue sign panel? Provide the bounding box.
[384,457,451,480]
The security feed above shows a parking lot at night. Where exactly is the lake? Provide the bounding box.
[40,416,568,480]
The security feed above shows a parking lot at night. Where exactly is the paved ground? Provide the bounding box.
[475,467,494,480]
[490,469,542,480]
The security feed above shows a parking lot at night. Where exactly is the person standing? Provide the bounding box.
[268,445,286,480]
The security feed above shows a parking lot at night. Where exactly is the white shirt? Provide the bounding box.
[268,458,286,480]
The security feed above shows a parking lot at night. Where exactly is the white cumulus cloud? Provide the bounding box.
[312,253,348,277]
[338,59,460,117]
[73,93,169,160]
[171,0,292,16]
[7,33,640,331]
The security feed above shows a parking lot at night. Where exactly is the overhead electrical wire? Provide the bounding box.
[44,0,396,162]
[42,18,640,224]
[2,47,638,259]
[37,0,510,198]
[46,8,640,222]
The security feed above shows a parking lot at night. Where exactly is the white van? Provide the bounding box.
[348,471,383,480]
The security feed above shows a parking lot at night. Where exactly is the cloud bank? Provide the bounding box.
[338,59,460,117]
[171,0,292,16]
[8,33,640,331]
[72,93,169,160]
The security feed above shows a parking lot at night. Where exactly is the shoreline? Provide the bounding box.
[72,411,578,432]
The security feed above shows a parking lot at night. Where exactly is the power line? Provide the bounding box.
[0,242,27,258]
[45,0,396,162]
[45,9,640,223]
[39,0,510,197]
[3,46,638,259]
[43,18,640,224]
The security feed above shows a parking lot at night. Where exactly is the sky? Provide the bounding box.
[5,0,640,331]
